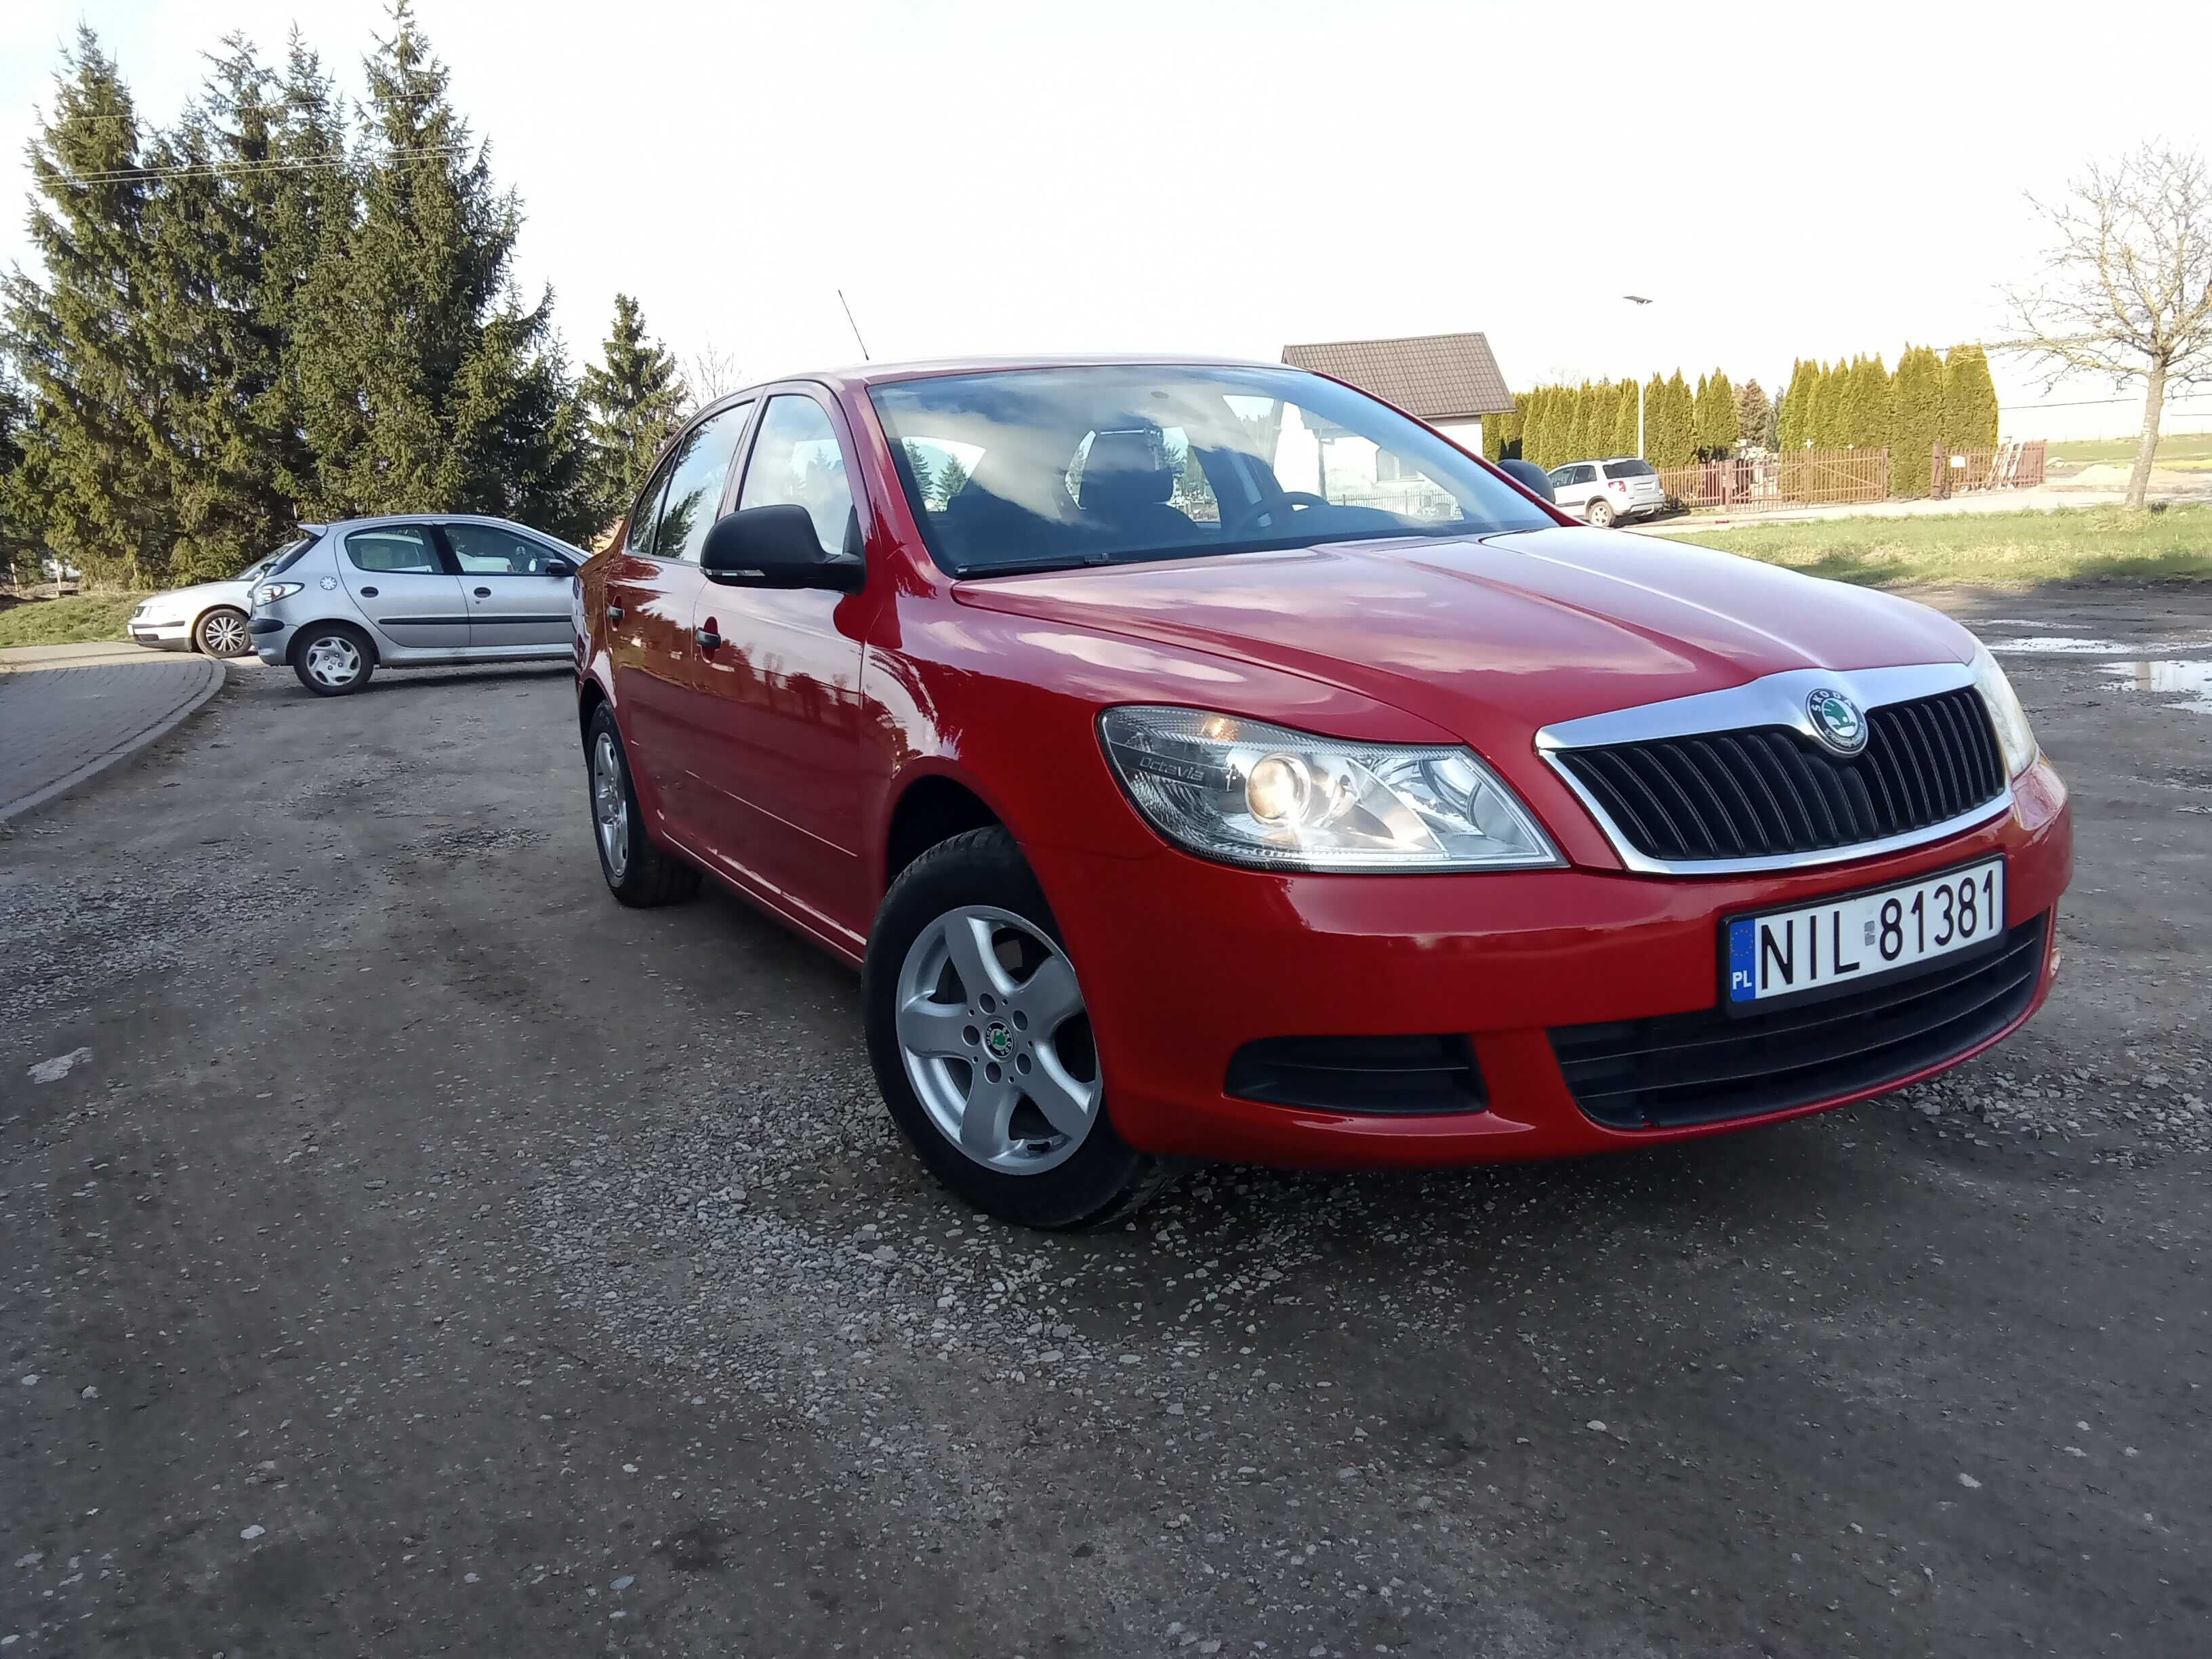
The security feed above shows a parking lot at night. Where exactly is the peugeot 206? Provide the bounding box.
[574,359,2072,1228]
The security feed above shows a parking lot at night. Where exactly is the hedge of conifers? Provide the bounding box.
[1483,346,2001,500]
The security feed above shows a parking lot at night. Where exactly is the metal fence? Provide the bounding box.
[1652,440,2048,514]
[1931,440,2047,497]
[1656,447,1891,514]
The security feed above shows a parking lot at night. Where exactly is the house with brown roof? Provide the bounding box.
[1282,332,1515,455]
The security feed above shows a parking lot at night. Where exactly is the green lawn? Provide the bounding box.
[1679,504,2212,588]
[0,593,140,648]
[2043,431,2212,474]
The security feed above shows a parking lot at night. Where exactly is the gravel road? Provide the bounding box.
[3,590,2208,1656]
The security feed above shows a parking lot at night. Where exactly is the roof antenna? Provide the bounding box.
[838,289,870,361]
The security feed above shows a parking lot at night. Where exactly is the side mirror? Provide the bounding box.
[700,505,865,592]
[1497,458,1557,504]
[544,557,575,579]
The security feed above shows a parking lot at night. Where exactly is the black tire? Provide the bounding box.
[193,607,251,658]
[290,621,377,695]
[585,703,699,907]
[1584,497,1616,528]
[863,826,1171,1230]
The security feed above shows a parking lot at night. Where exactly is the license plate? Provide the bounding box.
[1725,859,2005,1006]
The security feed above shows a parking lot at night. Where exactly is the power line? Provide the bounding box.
[43,142,472,187]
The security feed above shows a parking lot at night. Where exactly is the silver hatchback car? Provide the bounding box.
[249,514,588,695]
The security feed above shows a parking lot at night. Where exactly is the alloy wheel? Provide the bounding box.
[304,634,362,689]
[894,904,1099,1174]
[592,731,629,881]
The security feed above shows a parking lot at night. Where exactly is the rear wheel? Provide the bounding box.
[586,704,699,907]
[864,827,1169,1229]
[291,623,375,695]
[194,607,249,657]
[1584,497,1616,528]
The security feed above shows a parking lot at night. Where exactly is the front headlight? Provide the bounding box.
[253,581,303,606]
[1969,647,2038,777]
[1099,705,1561,872]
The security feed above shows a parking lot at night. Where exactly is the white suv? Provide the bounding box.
[1547,457,1666,527]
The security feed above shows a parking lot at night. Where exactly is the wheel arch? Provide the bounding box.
[286,617,380,665]
[882,768,1010,892]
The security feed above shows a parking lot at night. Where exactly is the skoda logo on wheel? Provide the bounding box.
[1806,687,1868,755]
[983,1021,1014,1059]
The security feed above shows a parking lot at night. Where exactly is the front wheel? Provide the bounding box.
[1584,497,1616,528]
[863,827,1169,1229]
[194,607,250,657]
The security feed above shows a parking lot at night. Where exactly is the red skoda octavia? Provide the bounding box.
[575,359,2072,1228]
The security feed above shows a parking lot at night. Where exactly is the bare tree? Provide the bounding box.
[2003,144,2212,508]
[684,341,742,412]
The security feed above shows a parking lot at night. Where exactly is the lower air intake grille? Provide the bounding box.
[1549,915,2047,1130]
[1226,1034,1487,1115]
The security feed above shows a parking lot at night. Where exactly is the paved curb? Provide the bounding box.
[0,655,226,824]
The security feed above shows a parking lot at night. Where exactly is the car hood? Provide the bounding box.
[950,527,1978,743]
[143,576,250,608]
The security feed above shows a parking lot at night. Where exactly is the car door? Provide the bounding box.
[440,521,578,652]
[684,389,872,945]
[605,401,754,840]
[1548,464,1591,514]
[332,524,472,657]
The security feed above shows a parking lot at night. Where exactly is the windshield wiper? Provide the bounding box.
[953,550,1115,579]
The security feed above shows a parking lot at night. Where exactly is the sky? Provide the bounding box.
[7,0,2211,440]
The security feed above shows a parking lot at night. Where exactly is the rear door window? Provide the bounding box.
[344,527,442,573]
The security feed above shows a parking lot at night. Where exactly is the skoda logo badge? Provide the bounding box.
[1806,687,1868,755]
[984,1021,1013,1059]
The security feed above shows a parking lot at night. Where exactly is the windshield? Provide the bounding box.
[868,365,1551,577]
[1602,459,1656,480]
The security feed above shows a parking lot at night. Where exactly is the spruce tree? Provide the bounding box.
[293,2,590,539]
[1736,380,1773,453]
[1942,344,2000,453]
[1888,345,1945,497]
[0,368,39,587]
[2,29,182,588]
[582,293,687,533]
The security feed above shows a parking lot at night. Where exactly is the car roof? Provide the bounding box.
[745,353,1297,396]
[302,513,582,544]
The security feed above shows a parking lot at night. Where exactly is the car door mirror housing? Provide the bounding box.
[544,556,575,578]
[700,505,864,592]
[1498,459,1556,502]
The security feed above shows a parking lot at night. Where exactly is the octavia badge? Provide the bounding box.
[1806,688,1868,755]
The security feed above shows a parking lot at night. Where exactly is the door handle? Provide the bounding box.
[607,604,625,623]
[359,586,379,597]
[695,624,722,651]
[473,586,491,598]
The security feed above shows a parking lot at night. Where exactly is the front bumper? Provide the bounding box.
[1033,756,2072,1168]
[127,619,192,651]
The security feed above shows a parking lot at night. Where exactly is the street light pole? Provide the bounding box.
[1624,295,1654,459]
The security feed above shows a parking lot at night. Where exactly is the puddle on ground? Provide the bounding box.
[2101,659,2212,716]
[1984,635,2211,655]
